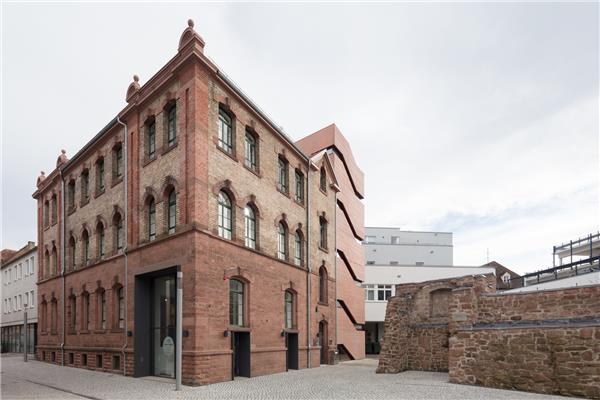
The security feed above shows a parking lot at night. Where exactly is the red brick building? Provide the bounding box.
[33,20,364,385]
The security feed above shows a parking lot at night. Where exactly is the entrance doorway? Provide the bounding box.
[152,276,176,377]
[285,333,298,370]
[232,332,250,378]
[319,320,328,365]
[134,267,177,379]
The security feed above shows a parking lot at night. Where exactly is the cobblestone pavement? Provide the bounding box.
[1,354,570,400]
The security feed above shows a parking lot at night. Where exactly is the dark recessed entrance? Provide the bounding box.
[231,332,251,378]
[134,267,177,379]
[285,332,298,370]
[319,320,328,365]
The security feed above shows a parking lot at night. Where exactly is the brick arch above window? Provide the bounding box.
[273,213,289,228]
[142,186,159,206]
[161,94,177,111]
[95,215,108,230]
[78,223,90,238]
[111,205,125,225]
[212,179,241,207]
[241,194,263,218]
[160,175,179,198]
[223,266,253,284]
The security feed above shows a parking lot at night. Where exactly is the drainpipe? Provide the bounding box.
[333,171,338,362]
[59,169,66,365]
[305,159,311,368]
[116,116,128,376]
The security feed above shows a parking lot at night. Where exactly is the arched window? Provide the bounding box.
[69,295,76,333]
[81,169,90,203]
[148,197,156,241]
[67,180,76,211]
[167,188,176,234]
[319,217,328,250]
[166,103,177,146]
[319,266,328,304]
[96,158,105,193]
[218,108,233,154]
[44,250,50,278]
[82,230,90,265]
[69,236,76,270]
[43,200,50,227]
[51,299,58,334]
[117,287,125,329]
[320,166,327,191]
[218,191,232,239]
[51,194,57,224]
[294,230,303,266]
[294,170,304,204]
[146,119,156,159]
[96,222,105,259]
[277,222,288,261]
[229,279,245,327]
[284,290,294,329]
[244,130,257,170]
[114,213,124,251]
[51,245,58,276]
[244,205,256,249]
[83,292,91,331]
[277,157,288,193]
[99,290,107,329]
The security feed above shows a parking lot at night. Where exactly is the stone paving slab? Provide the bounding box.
[0,354,571,399]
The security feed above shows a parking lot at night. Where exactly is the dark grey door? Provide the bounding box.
[286,333,298,370]
[232,332,251,378]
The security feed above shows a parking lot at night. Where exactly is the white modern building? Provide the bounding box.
[363,227,494,354]
[1,242,37,354]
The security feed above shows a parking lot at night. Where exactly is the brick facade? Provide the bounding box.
[32,21,363,385]
[377,274,600,399]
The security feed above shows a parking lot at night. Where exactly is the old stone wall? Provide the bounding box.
[449,284,600,399]
[377,274,600,399]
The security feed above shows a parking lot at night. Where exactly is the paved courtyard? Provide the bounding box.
[1,354,570,400]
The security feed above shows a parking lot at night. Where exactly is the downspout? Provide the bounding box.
[116,116,128,376]
[305,159,311,368]
[59,169,66,365]
[333,177,338,361]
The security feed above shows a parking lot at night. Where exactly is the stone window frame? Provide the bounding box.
[111,143,124,185]
[95,157,106,196]
[43,199,50,228]
[284,289,297,330]
[217,106,235,156]
[294,169,305,205]
[319,214,329,251]
[164,100,178,149]
[229,277,248,328]
[81,228,91,266]
[144,116,157,161]
[96,287,107,331]
[244,127,259,173]
[50,193,58,225]
[218,189,235,240]
[95,220,106,260]
[80,168,90,206]
[277,155,289,195]
[277,220,289,262]
[67,179,76,213]
[243,203,258,250]
[294,228,304,267]
[68,234,77,271]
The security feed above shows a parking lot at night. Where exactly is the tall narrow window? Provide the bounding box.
[96,159,105,192]
[97,223,105,258]
[229,279,244,327]
[277,222,288,261]
[295,170,304,204]
[49,299,56,332]
[100,291,107,329]
[84,293,91,331]
[51,246,57,276]
[319,217,328,250]
[218,109,233,154]
[148,198,156,241]
[294,231,303,266]
[284,291,294,329]
[51,195,57,224]
[244,132,256,170]
[320,166,327,191]
[244,205,256,249]
[114,145,123,179]
[117,287,125,329]
[69,236,76,270]
[81,170,90,203]
[319,267,328,304]
[167,189,176,234]
[278,157,288,193]
[167,104,177,146]
[44,201,50,227]
[114,213,124,251]
[68,181,76,211]
[82,230,90,265]
[218,191,232,239]
[147,120,156,158]
[44,250,50,278]
[70,296,77,332]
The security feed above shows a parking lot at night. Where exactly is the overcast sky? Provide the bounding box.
[2,3,598,274]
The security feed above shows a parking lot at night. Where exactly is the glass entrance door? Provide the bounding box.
[152,276,176,377]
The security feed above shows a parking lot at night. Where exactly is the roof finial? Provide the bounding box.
[133,75,139,83]
[61,149,66,154]
[188,19,194,28]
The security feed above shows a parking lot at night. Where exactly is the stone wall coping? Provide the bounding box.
[486,282,600,297]
[459,317,600,331]
[395,273,494,289]
[410,323,448,329]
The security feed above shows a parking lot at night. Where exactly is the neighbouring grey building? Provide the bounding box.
[1,242,37,354]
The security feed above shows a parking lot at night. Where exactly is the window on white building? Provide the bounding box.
[18,295,22,310]
[364,284,393,301]
[501,273,511,283]
[365,236,376,244]
[30,256,35,274]
[391,236,400,244]
[30,291,35,308]
[24,292,29,308]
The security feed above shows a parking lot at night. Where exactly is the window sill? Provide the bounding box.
[111,177,123,188]
[80,199,90,208]
[283,328,299,334]
[318,246,329,253]
[94,189,105,199]
[43,225,51,231]
[243,164,261,177]
[317,301,329,307]
[142,155,157,167]
[111,328,124,333]
[93,329,108,334]
[161,142,178,155]
[319,188,328,196]
[228,326,251,333]
[67,206,77,216]
[294,199,305,207]
[276,187,290,198]
[79,330,91,335]
[216,145,237,162]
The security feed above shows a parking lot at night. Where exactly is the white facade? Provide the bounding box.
[504,272,600,294]
[364,228,453,266]
[1,246,37,326]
